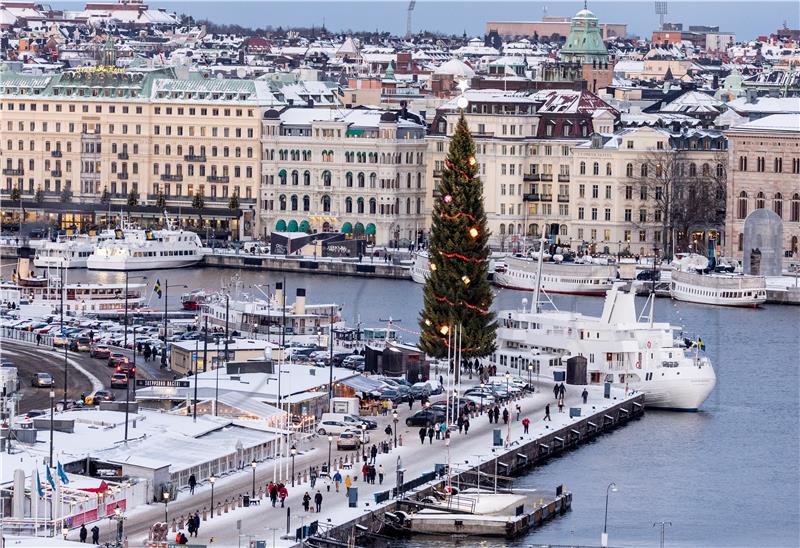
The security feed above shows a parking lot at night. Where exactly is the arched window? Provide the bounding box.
[345,197,353,213]
[508,224,514,235]
[592,162,599,176]
[756,191,765,209]
[774,193,783,218]
[640,164,648,177]
[321,195,331,212]
[291,170,299,185]
[303,195,310,211]
[689,163,697,177]
[702,163,710,176]
[279,171,287,185]
[406,197,411,214]
[369,198,376,215]
[791,194,800,222]
[279,194,286,211]
[716,163,724,178]
[357,197,364,214]
[626,163,633,177]
[346,172,353,187]
[579,162,586,175]
[499,223,506,235]
[369,173,377,188]
[737,191,748,219]
[322,170,331,187]
[303,171,310,185]
[605,163,612,176]
[406,173,412,188]
[358,173,365,188]
[290,195,298,211]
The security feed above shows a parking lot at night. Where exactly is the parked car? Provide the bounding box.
[107,353,128,368]
[90,344,111,359]
[377,389,407,404]
[31,372,54,388]
[110,373,129,389]
[405,409,446,427]
[336,431,367,450]
[316,420,357,436]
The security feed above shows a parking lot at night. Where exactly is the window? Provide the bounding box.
[606,163,612,176]
[738,156,748,171]
[579,162,586,175]
[592,162,599,176]
[737,191,748,219]
[604,208,611,221]
[756,191,765,209]
[624,209,632,222]
[592,185,598,199]
[773,193,783,218]
[591,208,598,221]
[792,194,800,222]
[625,186,633,200]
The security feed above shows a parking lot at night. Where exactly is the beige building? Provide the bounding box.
[487,16,626,40]
[725,114,800,267]
[260,106,428,245]
[170,339,275,375]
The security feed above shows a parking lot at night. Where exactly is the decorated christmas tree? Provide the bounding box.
[419,113,496,359]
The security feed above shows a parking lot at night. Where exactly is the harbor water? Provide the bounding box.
[18,266,800,547]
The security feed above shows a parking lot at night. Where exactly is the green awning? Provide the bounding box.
[278,169,287,177]
[287,220,299,232]
[345,129,364,136]
[299,220,310,232]
[365,223,376,236]
[354,222,365,235]
[341,222,353,234]
[275,219,286,231]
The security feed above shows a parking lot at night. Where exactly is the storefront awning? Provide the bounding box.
[287,219,299,232]
[341,222,352,234]
[299,220,310,232]
[340,375,385,393]
[275,219,286,231]
[365,223,376,236]
[354,222,365,235]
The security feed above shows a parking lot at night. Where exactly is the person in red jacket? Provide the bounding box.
[522,417,530,434]
[278,485,288,508]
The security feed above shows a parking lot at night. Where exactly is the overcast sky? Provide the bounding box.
[54,1,798,41]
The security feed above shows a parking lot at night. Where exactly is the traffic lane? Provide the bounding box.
[2,341,93,413]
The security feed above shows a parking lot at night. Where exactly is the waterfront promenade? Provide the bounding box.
[73,380,640,547]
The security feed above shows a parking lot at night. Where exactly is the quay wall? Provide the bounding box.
[308,394,645,547]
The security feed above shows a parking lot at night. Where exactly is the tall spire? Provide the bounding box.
[101,35,117,67]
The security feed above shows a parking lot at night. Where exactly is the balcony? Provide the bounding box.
[540,174,553,182]
[207,175,229,183]
[432,169,443,178]
[558,175,571,182]
[50,170,62,178]
[117,152,129,160]
[117,172,129,180]
[432,188,442,198]
[523,193,540,202]
[557,194,570,203]
[161,174,183,182]
[2,169,24,176]
[523,173,540,182]
[184,155,207,162]
[51,150,63,158]
[540,193,553,201]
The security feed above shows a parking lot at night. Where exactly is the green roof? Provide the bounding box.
[560,8,609,64]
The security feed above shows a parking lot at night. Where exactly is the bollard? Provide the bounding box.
[216,502,222,517]
[399,434,403,446]
[177,515,184,530]
[202,507,207,521]
[303,470,308,483]
[223,498,229,513]
[258,485,264,499]
[171,518,177,533]
[237,495,242,508]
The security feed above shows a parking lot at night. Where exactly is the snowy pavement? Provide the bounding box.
[80,379,635,547]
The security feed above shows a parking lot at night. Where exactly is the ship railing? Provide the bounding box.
[439,494,478,513]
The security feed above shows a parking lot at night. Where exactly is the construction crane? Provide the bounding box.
[406,0,416,39]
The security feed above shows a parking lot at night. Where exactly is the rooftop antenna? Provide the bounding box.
[654,0,668,29]
[406,0,416,39]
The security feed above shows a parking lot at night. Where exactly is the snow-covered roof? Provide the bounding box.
[726,113,800,134]
[434,58,475,78]
[726,96,800,115]
[659,90,722,113]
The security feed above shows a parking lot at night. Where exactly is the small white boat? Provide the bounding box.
[493,256,617,296]
[670,269,767,308]
[34,232,113,269]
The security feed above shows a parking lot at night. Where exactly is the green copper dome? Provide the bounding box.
[560,7,609,64]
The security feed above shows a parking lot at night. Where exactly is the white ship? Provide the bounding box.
[493,256,617,296]
[1,279,145,316]
[34,232,113,269]
[670,269,767,308]
[489,285,716,410]
[410,252,430,284]
[86,225,206,271]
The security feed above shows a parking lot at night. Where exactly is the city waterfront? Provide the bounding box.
[43,265,800,547]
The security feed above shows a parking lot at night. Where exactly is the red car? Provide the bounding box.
[107,353,129,368]
[116,364,136,377]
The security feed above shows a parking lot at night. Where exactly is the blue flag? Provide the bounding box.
[57,462,69,485]
[35,470,44,498]
[45,466,56,490]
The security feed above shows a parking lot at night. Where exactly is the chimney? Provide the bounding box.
[274,282,284,307]
[294,288,306,315]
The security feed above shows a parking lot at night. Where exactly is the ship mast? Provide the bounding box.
[531,230,547,313]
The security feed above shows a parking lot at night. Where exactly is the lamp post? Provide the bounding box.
[653,521,673,548]
[123,274,147,351]
[251,460,257,497]
[209,475,216,516]
[602,482,618,547]
[527,364,533,390]
[360,422,367,445]
[392,411,398,447]
[327,435,333,472]
[162,491,170,523]
[161,280,188,368]
[479,382,485,414]
[49,389,55,465]
[290,445,297,487]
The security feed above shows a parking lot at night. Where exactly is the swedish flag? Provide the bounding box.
[154,279,162,299]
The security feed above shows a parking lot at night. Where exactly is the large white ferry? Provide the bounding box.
[1,280,146,316]
[86,226,206,271]
[489,285,716,410]
[493,256,617,296]
[34,232,113,269]
[410,252,430,284]
[670,269,767,308]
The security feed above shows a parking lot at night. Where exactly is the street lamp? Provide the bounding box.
[602,482,618,547]
[290,445,297,487]
[505,372,510,400]
[251,460,257,497]
[392,411,398,447]
[162,491,170,523]
[360,422,367,445]
[123,274,147,350]
[479,382,485,413]
[209,475,216,516]
[327,435,333,472]
[112,503,125,544]
[527,364,533,390]
[161,280,189,368]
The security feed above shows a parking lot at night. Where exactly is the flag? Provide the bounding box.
[35,470,44,498]
[57,462,69,485]
[154,279,162,299]
[45,466,56,490]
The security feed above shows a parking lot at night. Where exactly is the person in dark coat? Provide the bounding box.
[418,427,427,445]
[188,474,197,494]
[193,512,200,537]
[91,526,100,544]
[553,383,560,400]
[456,415,464,433]
[502,408,509,424]
[582,388,588,404]
[559,383,566,399]
[544,404,552,421]
[427,427,434,444]
[493,406,500,424]
[79,524,87,543]
[187,518,196,537]
[314,490,323,512]
[463,418,470,435]
[370,444,378,464]
[303,491,311,511]
[269,482,278,506]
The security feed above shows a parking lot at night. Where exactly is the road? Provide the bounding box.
[75,379,615,547]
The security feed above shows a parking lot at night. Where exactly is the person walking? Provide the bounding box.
[522,417,530,434]
[91,525,100,544]
[440,422,447,439]
[434,422,441,440]
[427,426,434,444]
[544,404,552,421]
[559,383,566,399]
[362,463,368,482]
[279,484,288,507]
[193,512,200,537]
[315,490,323,512]
[553,383,559,400]
[188,474,196,495]
[370,444,378,464]
[515,404,521,421]
[558,398,564,414]
[269,482,278,507]
[488,407,494,424]
[456,415,464,434]
[418,427,427,445]
[378,464,385,485]
[333,471,342,492]
[581,388,588,404]
[187,516,196,538]
[79,524,87,543]
[344,475,352,496]
[408,396,414,410]
[384,424,392,438]
[493,406,500,424]
[463,417,470,435]
[303,491,311,512]
[502,408,509,425]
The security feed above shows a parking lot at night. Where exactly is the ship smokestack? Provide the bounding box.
[294,288,306,316]
[274,282,284,308]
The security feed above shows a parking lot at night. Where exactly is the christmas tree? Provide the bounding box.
[419,113,496,359]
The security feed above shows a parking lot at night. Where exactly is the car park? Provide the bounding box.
[31,372,54,388]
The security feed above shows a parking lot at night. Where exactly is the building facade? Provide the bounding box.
[260,106,428,246]
[725,114,800,268]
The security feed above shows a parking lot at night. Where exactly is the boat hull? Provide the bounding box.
[493,272,611,296]
[33,257,88,269]
[86,257,203,271]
